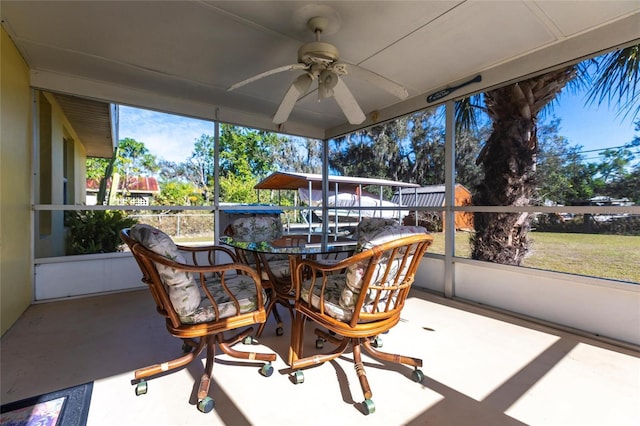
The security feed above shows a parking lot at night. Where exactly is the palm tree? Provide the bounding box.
[466,45,639,265]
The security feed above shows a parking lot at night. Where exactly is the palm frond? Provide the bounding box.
[585,45,639,121]
[455,95,484,134]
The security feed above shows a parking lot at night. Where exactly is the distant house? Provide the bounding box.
[86,176,160,206]
[570,196,635,207]
[392,184,474,231]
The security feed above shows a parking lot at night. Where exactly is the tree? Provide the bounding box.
[454,121,489,190]
[329,109,485,192]
[219,175,259,203]
[219,124,284,180]
[117,137,159,182]
[87,154,114,205]
[535,119,592,204]
[182,125,288,204]
[465,45,639,265]
[157,159,188,182]
[594,124,640,203]
[86,157,110,181]
[408,111,444,185]
[188,134,215,203]
[331,116,411,185]
[155,181,200,206]
[86,138,159,205]
[275,137,323,173]
[594,138,639,185]
[608,166,640,203]
[470,68,577,264]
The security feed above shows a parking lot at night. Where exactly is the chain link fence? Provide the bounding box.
[130,213,215,240]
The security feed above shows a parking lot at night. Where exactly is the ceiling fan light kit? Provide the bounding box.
[228,16,409,125]
[319,70,338,99]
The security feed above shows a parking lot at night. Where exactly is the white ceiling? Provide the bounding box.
[2,1,639,141]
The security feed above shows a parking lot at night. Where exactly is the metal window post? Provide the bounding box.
[213,109,220,245]
[444,101,456,298]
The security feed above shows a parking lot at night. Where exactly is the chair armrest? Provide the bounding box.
[296,249,369,274]
[292,250,369,300]
[137,246,255,279]
[130,242,267,326]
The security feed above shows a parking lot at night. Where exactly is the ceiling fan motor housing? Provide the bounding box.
[298,41,339,65]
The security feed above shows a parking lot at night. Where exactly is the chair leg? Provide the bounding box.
[256,295,280,337]
[288,310,305,366]
[133,337,206,383]
[256,292,293,338]
[216,327,277,368]
[289,327,350,369]
[195,328,278,414]
[181,338,198,353]
[352,340,373,400]
[362,338,423,369]
[271,302,283,332]
[196,335,216,413]
[314,328,343,346]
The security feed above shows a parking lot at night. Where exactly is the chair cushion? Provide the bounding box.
[300,273,399,322]
[129,224,201,317]
[300,274,352,321]
[340,225,428,311]
[261,258,291,281]
[356,224,428,252]
[229,216,283,242]
[180,275,265,324]
[354,218,399,244]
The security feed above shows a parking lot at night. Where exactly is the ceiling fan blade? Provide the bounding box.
[332,77,366,125]
[343,63,409,99]
[227,63,308,91]
[273,73,313,124]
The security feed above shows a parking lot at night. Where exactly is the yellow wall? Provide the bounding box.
[1,27,33,335]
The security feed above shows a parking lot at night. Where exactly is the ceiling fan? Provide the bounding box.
[227,16,409,125]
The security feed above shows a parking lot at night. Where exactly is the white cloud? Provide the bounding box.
[118,106,215,163]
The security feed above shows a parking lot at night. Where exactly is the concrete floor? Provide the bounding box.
[1,288,639,426]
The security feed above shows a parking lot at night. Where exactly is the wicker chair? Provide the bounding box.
[288,226,433,415]
[224,215,294,337]
[121,225,276,413]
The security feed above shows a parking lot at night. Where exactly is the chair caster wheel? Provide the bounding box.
[363,398,375,415]
[243,336,254,345]
[135,380,147,396]
[197,396,215,413]
[412,369,424,382]
[260,363,274,377]
[276,326,284,336]
[293,371,304,384]
[372,336,383,348]
[315,338,324,349]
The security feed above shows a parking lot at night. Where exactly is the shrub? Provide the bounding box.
[403,211,443,232]
[65,210,138,255]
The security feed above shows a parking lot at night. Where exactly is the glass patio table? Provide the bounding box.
[219,234,357,257]
[219,234,357,338]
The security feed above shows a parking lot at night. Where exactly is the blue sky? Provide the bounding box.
[118,106,215,163]
[119,90,637,164]
[544,90,637,162]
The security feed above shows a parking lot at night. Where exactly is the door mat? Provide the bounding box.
[1,382,93,426]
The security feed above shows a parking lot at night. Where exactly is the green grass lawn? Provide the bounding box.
[427,231,640,283]
[175,230,639,284]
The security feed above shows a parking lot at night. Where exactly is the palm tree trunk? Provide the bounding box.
[471,117,536,264]
[472,68,575,265]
